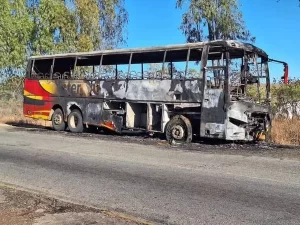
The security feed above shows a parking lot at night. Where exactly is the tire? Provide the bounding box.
[68,109,84,133]
[52,108,66,131]
[165,115,192,145]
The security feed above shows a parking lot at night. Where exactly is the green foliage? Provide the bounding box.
[0,0,128,100]
[246,84,267,102]
[29,0,77,55]
[272,78,300,106]
[0,0,32,68]
[75,0,100,52]
[0,0,128,69]
[97,0,128,49]
[176,0,255,42]
[27,0,128,54]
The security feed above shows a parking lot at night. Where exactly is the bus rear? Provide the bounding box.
[23,59,54,121]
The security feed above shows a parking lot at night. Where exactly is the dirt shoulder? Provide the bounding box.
[0,185,146,225]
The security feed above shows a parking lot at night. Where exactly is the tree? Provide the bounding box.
[27,0,128,54]
[0,0,128,100]
[0,0,128,69]
[28,0,77,55]
[176,0,255,43]
[0,0,32,69]
[75,0,100,52]
[97,0,128,49]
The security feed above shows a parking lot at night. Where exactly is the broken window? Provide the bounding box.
[228,53,270,103]
[52,57,76,79]
[229,57,244,97]
[246,56,269,103]
[164,49,202,79]
[31,59,53,79]
[206,52,226,89]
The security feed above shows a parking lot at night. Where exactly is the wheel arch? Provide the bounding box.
[49,104,64,121]
[66,102,83,117]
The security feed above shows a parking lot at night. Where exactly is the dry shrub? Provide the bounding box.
[0,99,50,127]
[271,118,300,146]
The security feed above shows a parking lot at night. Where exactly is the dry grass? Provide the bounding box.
[271,119,300,146]
[0,100,50,127]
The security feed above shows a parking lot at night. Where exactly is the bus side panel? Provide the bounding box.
[125,79,203,103]
[50,79,203,103]
[61,97,124,133]
[46,78,203,132]
[23,79,55,120]
[44,80,123,131]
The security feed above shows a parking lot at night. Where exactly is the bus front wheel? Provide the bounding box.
[68,109,84,133]
[52,108,66,131]
[165,115,192,145]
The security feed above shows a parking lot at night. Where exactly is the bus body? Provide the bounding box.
[23,40,279,144]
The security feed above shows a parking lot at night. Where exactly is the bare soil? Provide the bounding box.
[0,186,141,225]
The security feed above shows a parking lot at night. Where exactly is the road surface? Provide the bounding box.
[0,124,300,225]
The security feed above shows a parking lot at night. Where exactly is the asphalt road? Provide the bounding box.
[0,124,300,225]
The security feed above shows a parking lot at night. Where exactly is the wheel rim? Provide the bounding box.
[171,125,185,140]
[166,119,188,144]
[53,114,62,125]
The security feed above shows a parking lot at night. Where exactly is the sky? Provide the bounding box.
[123,0,300,81]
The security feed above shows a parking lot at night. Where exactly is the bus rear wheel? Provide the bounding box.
[52,108,66,131]
[165,115,192,145]
[68,109,84,133]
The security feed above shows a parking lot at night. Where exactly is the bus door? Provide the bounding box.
[200,47,227,139]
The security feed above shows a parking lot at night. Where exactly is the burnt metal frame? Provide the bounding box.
[24,40,274,143]
[26,43,271,106]
[50,58,55,79]
[28,40,269,83]
[241,52,270,104]
[28,40,268,61]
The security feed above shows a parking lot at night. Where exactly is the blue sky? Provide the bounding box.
[123,0,300,81]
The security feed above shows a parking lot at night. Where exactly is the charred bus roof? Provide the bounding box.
[28,40,268,64]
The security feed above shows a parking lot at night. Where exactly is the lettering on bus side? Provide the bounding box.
[61,81,98,97]
[61,83,83,95]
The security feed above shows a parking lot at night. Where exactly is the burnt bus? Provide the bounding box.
[23,40,288,144]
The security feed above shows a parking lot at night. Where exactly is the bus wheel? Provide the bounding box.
[52,108,66,131]
[68,109,83,133]
[165,115,192,145]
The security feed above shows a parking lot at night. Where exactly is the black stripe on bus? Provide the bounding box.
[23,96,45,106]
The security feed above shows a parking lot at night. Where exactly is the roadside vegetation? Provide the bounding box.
[269,79,300,145]
[0,0,299,146]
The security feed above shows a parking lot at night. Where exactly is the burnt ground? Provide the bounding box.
[0,185,145,225]
[5,122,300,161]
